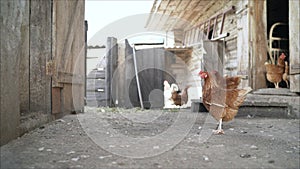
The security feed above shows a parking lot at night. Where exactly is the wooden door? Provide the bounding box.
[51,0,85,115]
[125,42,166,109]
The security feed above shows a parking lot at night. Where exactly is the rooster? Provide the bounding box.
[199,71,252,134]
[265,53,286,88]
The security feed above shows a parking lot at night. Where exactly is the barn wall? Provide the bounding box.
[0,0,24,145]
[29,0,52,114]
[183,1,251,88]
[17,0,53,136]
[0,0,85,145]
[1,0,55,145]
[19,1,30,114]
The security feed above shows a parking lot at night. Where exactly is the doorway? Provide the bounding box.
[266,0,289,88]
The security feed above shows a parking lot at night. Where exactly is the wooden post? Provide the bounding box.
[84,20,88,104]
[124,40,135,108]
[249,0,268,90]
[132,45,144,110]
[106,37,118,107]
[289,0,300,92]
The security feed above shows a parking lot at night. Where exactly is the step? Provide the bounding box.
[191,93,299,119]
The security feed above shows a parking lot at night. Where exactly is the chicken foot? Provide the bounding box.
[213,119,224,134]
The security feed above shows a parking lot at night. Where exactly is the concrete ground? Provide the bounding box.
[1,107,299,169]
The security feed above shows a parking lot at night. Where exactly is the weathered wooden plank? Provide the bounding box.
[57,72,84,85]
[86,79,106,91]
[86,92,107,101]
[236,6,250,87]
[166,0,193,30]
[124,39,135,108]
[115,43,126,107]
[29,0,52,113]
[52,87,61,114]
[106,37,118,107]
[87,70,105,79]
[52,0,85,83]
[52,0,85,113]
[0,0,26,145]
[19,1,30,114]
[289,0,300,92]
[61,84,72,113]
[249,0,268,90]
[72,83,84,112]
[137,48,165,108]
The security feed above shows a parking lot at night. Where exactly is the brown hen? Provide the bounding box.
[171,86,190,106]
[199,71,252,134]
[265,53,286,88]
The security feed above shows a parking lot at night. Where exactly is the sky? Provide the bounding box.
[85,0,154,42]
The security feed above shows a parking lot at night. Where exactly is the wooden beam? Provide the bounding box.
[57,72,84,85]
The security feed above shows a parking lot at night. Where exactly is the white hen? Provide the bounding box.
[163,80,180,108]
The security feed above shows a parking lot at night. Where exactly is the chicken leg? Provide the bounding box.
[213,119,224,134]
[274,82,279,88]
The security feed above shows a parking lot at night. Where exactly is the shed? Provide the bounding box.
[146,0,300,93]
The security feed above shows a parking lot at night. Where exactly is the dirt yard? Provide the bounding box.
[1,107,299,169]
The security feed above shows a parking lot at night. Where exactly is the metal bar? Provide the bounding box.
[132,44,144,109]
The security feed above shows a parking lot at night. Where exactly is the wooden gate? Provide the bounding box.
[86,69,106,106]
[86,38,178,109]
[124,40,175,109]
[85,37,118,107]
